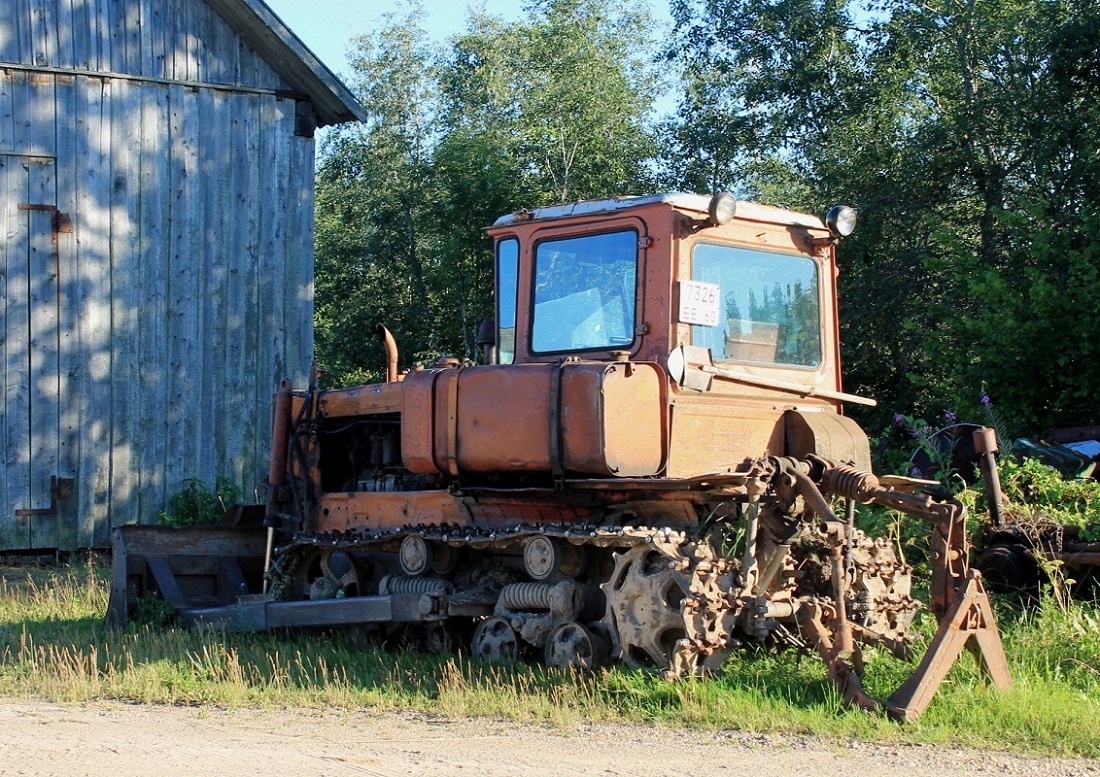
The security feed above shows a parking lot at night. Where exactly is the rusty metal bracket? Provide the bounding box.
[15,475,73,517]
[885,571,1012,722]
[974,426,1006,527]
[17,203,73,243]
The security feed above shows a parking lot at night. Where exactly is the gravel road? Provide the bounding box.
[0,701,1097,777]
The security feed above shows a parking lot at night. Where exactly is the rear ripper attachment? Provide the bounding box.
[108,193,1010,722]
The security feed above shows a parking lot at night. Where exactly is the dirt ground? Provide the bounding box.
[0,701,1097,777]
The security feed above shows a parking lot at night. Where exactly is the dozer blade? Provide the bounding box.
[106,525,268,628]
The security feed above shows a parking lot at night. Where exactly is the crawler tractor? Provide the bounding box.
[110,193,1011,720]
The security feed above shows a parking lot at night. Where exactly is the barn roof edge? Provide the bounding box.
[203,0,366,127]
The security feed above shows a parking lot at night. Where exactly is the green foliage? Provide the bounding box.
[664,0,1100,434]
[132,592,176,628]
[157,477,240,528]
[996,458,1100,540]
[313,0,659,388]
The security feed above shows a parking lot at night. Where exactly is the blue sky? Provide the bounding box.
[263,0,671,81]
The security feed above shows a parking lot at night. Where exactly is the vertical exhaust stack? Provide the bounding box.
[378,325,399,383]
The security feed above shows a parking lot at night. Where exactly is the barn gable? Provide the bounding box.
[0,1,363,550]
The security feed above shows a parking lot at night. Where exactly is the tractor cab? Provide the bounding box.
[486,194,871,476]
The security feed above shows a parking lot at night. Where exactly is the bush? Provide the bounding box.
[157,477,241,527]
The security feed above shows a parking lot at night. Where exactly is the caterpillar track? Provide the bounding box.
[266,509,919,681]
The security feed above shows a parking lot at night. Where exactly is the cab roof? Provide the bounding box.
[491,194,826,231]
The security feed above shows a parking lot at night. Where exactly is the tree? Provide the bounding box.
[314,0,660,386]
[314,10,444,385]
[664,0,1100,434]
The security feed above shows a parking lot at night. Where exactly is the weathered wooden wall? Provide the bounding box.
[0,0,317,549]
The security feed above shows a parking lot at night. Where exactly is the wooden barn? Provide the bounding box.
[0,0,365,550]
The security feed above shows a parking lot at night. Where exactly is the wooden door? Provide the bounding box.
[1,154,64,550]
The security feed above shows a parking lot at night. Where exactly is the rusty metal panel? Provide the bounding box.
[453,364,554,472]
[401,369,443,474]
[314,490,467,535]
[320,380,403,418]
[447,362,664,477]
[665,401,785,479]
[107,525,267,627]
[785,410,872,470]
[561,361,665,477]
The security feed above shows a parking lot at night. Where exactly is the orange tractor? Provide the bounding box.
[110,193,1010,720]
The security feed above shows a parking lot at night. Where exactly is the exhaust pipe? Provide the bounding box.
[377,325,399,383]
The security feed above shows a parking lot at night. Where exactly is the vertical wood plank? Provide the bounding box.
[69,0,92,71]
[239,93,262,490]
[110,0,125,73]
[254,96,282,494]
[95,0,113,73]
[288,118,315,388]
[190,86,216,488]
[141,0,167,79]
[27,156,59,548]
[0,156,24,548]
[54,74,80,550]
[191,0,208,85]
[3,156,32,548]
[0,158,8,545]
[204,89,227,483]
[0,0,19,65]
[13,0,33,66]
[30,0,57,67]
[222,92,251,488]
[74,75,112,546]
[108,76,140,531]
[30,72,57,157]
[55,0,75,70]
[134,83,169,527]
[165,83,200,497]
[0,70,14,152]
[9,71,32,154]
[123,0,140,77]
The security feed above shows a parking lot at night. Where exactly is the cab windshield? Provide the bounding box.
[531,230,638,353]
[690,243,821,367]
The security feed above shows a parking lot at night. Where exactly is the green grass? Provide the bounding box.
[1,559,1098,756]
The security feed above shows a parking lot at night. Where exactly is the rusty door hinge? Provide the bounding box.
[15,475,74,517]
[17,203,73,241]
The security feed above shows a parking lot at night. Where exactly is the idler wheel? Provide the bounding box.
[431,542,459,575]
[304,549,363,600]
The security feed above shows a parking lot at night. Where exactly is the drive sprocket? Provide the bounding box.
[600,539,736,677]
[601,544,689,669]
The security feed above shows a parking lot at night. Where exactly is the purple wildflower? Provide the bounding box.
[911,466,923,478]
[894,413,905,425]
[944,410,957,424]
[981,393,992,408]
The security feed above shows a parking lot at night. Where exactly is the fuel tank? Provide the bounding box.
[400,361,666,478]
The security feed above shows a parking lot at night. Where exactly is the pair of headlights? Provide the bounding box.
[707,193,857,238]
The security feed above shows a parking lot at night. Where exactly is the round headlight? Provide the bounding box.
[826,206,857,237]
[708,193,738,226]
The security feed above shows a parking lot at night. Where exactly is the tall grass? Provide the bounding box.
[0,559,1097,756]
